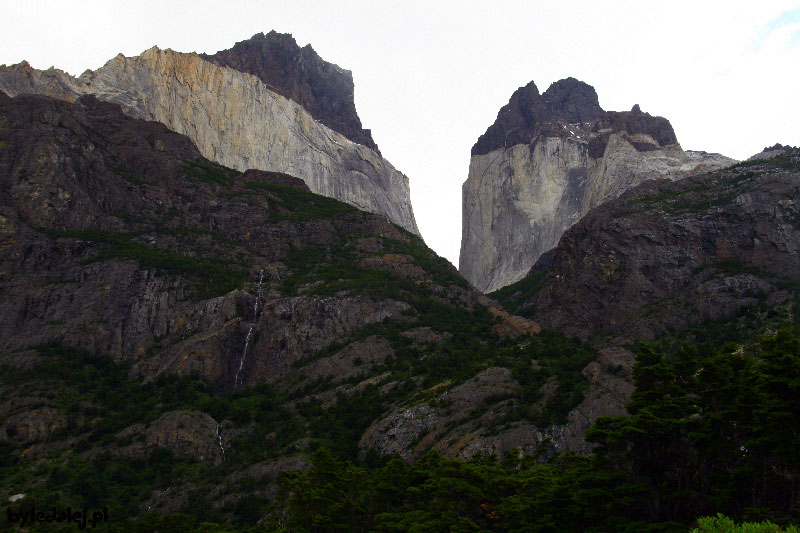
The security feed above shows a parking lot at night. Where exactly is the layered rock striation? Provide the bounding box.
[460,78,735,293]
[0,34,418,234]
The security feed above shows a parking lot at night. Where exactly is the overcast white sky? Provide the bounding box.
[2,1,799,267]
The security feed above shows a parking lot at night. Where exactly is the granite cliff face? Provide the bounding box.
[201,31,379,153]
[520,149,800,341]
[0,34,418,234]
[460,78,735,293]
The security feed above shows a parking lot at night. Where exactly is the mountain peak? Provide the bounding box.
[201,31,378,153]
[471,77,604,156]
[541,77,604,124]
[462,77,734,293]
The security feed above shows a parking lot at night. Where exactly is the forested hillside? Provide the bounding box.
[1,92,798,531]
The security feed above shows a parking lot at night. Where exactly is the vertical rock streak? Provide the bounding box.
[215,422,225,461]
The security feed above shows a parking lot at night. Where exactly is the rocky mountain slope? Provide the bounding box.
[1,92,637,523]
[493,148,800,343]
[460,78,735,293]
[0,91,424,387]
[2,82,797,530]
[0,32,418,234]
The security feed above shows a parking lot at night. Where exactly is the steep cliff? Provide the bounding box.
[0,38,418,234]
[500,149,800,342]
[201,31,379,152]
[460,78,735,293]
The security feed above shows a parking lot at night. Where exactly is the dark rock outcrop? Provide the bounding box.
[472,79,675,157]
[541,77,605,124]
[2,407,66,443]
[359,367,520,461]
[762,143,794,153]
[115,411,223,462]
[527,150,800,341]
[749,143,797,161]
[588,104,678,158]
[471,78,604,156]
[358,346,635,460]
[202,31,378,152]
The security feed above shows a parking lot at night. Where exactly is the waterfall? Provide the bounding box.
[147,485,173,512]
[234,269,264,389]
[216,422,225,461]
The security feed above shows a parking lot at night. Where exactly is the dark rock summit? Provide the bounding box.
[749,143,797,161]
[471,77,677,156]
[540,77,605,124]
[471,77,604,155]
[762,143,795,153]
[202,31,379,153]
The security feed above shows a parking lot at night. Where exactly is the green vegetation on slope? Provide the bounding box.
[6,324,797,531]
[244,180,357,221]
[181,157,242,186]
[691,515,800,533]
[271,330,800,532]
[0,317,599,529]
[489,267,549,317]
[46,228,247,299]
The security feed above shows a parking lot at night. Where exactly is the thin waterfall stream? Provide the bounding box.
[234,268,264,389]
[215,422,225,461]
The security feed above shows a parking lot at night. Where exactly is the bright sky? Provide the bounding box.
[2,1,799,267]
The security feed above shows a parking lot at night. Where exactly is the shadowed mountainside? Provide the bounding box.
[492,149,800,343]
[1,92,632,523]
